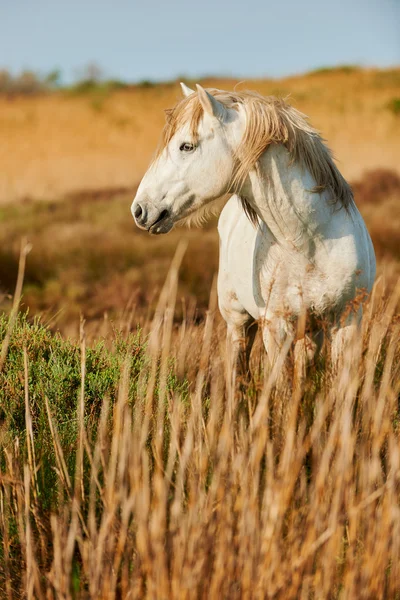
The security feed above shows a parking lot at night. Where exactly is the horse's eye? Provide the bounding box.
[179,142,195,152]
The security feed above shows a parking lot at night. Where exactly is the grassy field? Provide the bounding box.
[0,271,399,598]
[1,67,400,598]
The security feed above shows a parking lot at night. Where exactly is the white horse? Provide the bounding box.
[131,83,376,370]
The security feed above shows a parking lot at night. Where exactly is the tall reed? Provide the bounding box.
[1,258,399,599]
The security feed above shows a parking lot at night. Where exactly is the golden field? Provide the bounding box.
[1,256,400,599]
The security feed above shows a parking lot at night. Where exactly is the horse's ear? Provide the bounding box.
[196,84,227,121]
[180,82,195,97]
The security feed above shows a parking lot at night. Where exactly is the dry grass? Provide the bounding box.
[0,250,400,599]
[1,67,399,204]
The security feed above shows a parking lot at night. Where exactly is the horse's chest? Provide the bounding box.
[218,200,362,319]
[223,230,352,318]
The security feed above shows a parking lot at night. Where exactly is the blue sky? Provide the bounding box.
[1,0,399,83]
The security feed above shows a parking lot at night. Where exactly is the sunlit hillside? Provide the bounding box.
[1,67,399,204]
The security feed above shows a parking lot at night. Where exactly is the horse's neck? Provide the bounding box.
[244,145,332,251]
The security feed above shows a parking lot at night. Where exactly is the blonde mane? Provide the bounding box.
[158,89,353,223]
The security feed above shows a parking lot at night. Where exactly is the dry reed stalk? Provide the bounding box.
[0,239,31,372]
[0,468,13,600]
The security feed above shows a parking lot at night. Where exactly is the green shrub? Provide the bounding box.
[387,97,400,116]
[308,64,360,76]
[0,314,145,501]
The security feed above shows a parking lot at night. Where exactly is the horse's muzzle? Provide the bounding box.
[131,200,172,234]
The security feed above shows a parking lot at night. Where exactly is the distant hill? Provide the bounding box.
[0,67,399,204]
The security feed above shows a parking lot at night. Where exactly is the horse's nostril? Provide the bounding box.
[134,204,143,219]
[159,209,169,222]
[153,209,169,226]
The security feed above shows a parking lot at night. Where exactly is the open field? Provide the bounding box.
[1,67,400,597]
